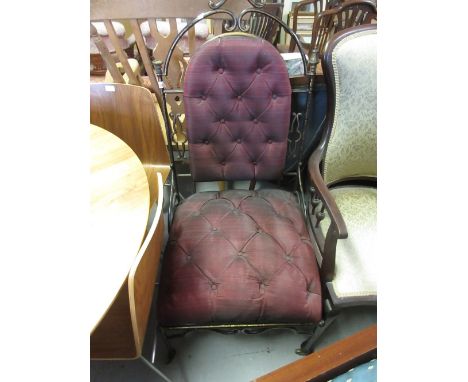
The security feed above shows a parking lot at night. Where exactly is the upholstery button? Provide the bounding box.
[237,95,242,100]
[252,161,257,165]
[236,139,241,144]
[221,161,226,166]
[218,68,224,74]
[211,284,217,290]
[201,95,206,100]
[220,119,225,124]
[256,68,262,74]
[203,139,209,144]
[253,118,258,124]
[268,139,273,144]
[272,94,277,99]
[212,227,218,232]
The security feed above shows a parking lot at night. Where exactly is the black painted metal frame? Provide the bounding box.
[151,0,326,359]
[153,0,315,213]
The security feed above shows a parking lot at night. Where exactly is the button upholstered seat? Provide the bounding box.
[158,190,322,326]
[157,34,322,328]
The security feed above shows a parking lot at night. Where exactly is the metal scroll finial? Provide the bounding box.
[247,0,265,7]
[209,0,265,10]
[165,0,307,76]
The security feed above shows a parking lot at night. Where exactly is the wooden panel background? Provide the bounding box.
[91,0,252,20]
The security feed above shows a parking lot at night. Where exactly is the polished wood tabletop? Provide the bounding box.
[90,124,150,332]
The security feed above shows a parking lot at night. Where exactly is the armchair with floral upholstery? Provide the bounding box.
[301,23,377,354]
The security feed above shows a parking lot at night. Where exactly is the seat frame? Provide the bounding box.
[151,0,331,360]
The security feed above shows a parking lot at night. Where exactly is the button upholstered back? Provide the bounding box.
[183,34,291,182]
[322,27,377,184]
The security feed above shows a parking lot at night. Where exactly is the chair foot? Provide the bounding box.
[158,327,177,364]
[166,348,176,364]
[295,346,312,356]
[296,316,338,356]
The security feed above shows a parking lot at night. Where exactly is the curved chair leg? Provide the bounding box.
[296,315,338,355]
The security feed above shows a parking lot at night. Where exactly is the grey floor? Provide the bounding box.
[91,306,376,382]
[91,180,377,382]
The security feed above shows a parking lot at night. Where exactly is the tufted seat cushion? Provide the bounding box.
[157,190,322,326]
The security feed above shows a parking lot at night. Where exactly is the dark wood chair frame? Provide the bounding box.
[288,0,342,53]
[310,0,377,59]
[306,0,376,84]
[298,23,377,355]
[247,3,284,45]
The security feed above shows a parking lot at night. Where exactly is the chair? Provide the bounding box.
[90,84,172,381]
[155,30,322,347]
[310,0,377,61]
[139,18,211,56]
[288,0,376,78]
[302,23,377,354]
[239,3,283,46]
[90,83,171,208]
[288,0,339,53]
[90,21,135,75]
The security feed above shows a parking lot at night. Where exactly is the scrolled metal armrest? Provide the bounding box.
[307,152,348,239]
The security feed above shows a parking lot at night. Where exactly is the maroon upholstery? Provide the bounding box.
[184,34,291,182]
[158,190,322,326]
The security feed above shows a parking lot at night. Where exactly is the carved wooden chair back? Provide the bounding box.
[288,0,340,53]
[90,21,135,76]
[90,83,170,207]
[90,22,141,87]
[241,3,283,45]
[311,0,377,60]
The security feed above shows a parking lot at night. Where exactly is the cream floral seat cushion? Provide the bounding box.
[321,186,376,299]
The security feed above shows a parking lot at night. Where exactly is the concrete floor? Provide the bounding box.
[91,306,376,382]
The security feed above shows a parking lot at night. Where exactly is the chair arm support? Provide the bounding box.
[307,153,348,239]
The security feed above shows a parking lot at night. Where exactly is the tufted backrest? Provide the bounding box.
[183,34,292,182]
[322,27,377,184]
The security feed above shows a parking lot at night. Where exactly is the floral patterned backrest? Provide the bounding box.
[322,27,377,185]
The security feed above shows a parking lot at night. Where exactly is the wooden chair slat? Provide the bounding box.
[104,20,140,85]
[129,19,163,105]
[91,24,125,83]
